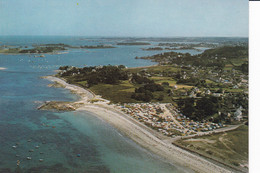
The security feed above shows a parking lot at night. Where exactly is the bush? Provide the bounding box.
[162,82,169,86]
[157,94,164,101]
[206,150,213,155]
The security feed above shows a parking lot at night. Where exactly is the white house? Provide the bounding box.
[234,108,243,121]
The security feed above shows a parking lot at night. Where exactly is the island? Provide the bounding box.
[142,46,200,51]
[0,45,67,54]
[0,43,116,55]
[142,47,164,51]
[117,42,151,45]
[79,45,116,49]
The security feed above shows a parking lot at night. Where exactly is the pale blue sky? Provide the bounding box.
[0,0,248,37]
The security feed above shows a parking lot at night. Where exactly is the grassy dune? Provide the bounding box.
[174,125,248,170]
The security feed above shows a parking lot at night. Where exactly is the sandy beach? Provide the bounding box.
[44,76,232,173]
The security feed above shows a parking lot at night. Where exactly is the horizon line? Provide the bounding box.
[0,35,249,38]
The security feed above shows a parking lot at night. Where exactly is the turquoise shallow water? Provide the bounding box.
[0,36,199,172]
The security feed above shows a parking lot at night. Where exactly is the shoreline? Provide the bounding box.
[43,76,232,173]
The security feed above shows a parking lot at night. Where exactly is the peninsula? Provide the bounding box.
[40,45,248,172]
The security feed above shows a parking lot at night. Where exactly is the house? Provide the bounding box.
[212,93,221,97]
[233,85,239,89]
[205,89,211,95]
[189,91,196,98]
[241,79,248,83]
[234,108,243,121]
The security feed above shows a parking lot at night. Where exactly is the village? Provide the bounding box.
[116,103,232,138]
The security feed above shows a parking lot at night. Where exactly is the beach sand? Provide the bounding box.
[44,76,232,173]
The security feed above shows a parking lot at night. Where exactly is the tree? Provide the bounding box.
[162,82,169,86]
[157,94,164,101]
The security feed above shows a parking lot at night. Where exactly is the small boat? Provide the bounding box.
[12,146,17,149]
[27,139,31,142]
[40,152,44,154]
[17,160,20,166]
[26,157,32,160]
[35,146,40,149]
[39,159,44,162]
[29,149,34,152]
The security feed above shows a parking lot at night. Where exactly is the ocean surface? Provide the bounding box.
[0,36,203,173]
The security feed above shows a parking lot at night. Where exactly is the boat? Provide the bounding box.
[26,157,31,160]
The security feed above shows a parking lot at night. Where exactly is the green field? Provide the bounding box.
[127,65,180,73]
[150,76,193,89]
[0,48,20,54]
[87,80,174,103]
[174,125,248,170]
[89,81,138,103]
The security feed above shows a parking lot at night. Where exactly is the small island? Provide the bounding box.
[0,43,116,55]
[79,45,116,49]
[142,47,164,51]
[142,46,200,51]
[0,44,67,54]
[117,42,151,45]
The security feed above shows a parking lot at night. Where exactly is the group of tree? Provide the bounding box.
[177,96,220,121]
[59,65,129,87]
[238,63,248,74]
[19,46,66,53]
[176,77,200,86]
[131,82,164,102]
[131,73,152,84]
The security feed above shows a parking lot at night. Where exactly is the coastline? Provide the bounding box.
[43,75,232,173]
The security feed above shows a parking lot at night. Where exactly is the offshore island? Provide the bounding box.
[39,45,248,173]
[0,43,115,55]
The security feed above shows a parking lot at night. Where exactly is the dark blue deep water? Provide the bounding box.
[0,36,200,173]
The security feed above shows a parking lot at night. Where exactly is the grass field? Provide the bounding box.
[88,80,174,103]
[174,125,248,170]
[150,76,193,89]
[89,81,137,103]
[0,48,20,54]
[127,65,180,74]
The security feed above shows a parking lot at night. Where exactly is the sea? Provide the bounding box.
[0,36,204,173]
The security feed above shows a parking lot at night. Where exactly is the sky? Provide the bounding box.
[0,0,248,37]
